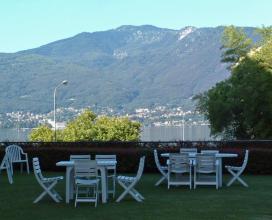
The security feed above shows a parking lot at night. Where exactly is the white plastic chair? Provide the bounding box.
[168,153,192,189]
[74,160,99,207]
[70,155,91,161]
[116,156,145,202]
[225,150,249,187]
[194,153,219,189]
[95,155,117,198]
[33,157,63,203]
[201,150,219,154]
[0,154,13,184]
[180,148,198,153]
[5,145,29,175]
[153,149,167,186]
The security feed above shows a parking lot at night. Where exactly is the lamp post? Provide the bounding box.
[182,112,185,141]
[53,80,68,141]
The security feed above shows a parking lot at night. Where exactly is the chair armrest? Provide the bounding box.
[22,152,28,160]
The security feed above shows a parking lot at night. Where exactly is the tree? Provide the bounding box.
[29,109,142,142]
[94,116,141,141]
[221,25,253,69]
[195,26,272,139]
[29,125,54,141]
[61,109,97,141]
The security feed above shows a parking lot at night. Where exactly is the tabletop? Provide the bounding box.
[160,153,238,158]
[56,160,117,167]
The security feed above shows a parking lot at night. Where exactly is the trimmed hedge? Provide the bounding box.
[0,141,271,174]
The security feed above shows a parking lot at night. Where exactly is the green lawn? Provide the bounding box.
[0,173,271,220]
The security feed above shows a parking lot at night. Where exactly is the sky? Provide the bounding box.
[0,0,271,52]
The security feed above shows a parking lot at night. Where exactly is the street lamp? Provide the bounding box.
[53,80,68,141]
[182,112,185,141]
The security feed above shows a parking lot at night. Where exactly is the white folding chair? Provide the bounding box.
[95,155,117,198]
[154,150,167,186]
[225,150,249,187]
[5,144,29,175]
[74,160,99,207]
[168,153,192,189]
[194,153,219,189]
[33,157,63,203]
[0,154,13,184]
[116,156,145,202]
[180,148,198,153]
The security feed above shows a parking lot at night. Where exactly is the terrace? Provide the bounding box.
[0,141,271,220]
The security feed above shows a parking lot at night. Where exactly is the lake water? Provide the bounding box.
[140,125,214,141]
[0,125,214,142]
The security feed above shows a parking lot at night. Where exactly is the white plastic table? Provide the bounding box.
[161,152,237,187]
[56,160,117,204]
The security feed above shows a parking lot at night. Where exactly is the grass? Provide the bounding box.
[0,173,271,220]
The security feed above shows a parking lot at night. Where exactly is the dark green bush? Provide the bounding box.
[0,141,271,174]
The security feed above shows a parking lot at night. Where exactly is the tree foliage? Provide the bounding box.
[196,26,272,139]
[29,125,54,142]
[61,110,97,141]
[221,25,253,69]
[94,116,141,141]
[29,109,141,142]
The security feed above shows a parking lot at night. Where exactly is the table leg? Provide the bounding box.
[218,158,222,187]
[100,167,108,203]
[65,166,73,203]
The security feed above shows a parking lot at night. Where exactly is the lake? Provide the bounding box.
[0,125,215,142]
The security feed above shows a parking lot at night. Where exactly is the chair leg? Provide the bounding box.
[75,186,78,207]
[155,175,167,186]
[26,161,30,174]
[34,181,59,203]
[131,188,144,200]
[237,176,248,187]
[226,169,239,187]
[116,181,142,202]
[227,169,248,187]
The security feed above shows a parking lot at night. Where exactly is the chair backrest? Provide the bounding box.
[33,157,45,183]
[70,155,91,161]
[95,155,116,161]
[201,150,219,154]
[169,153,190,173]
[196,154,216,173]
[95,155,116,169]
[74,160,97,179]
[5,145,24,162]
[240,150,249,171]
[153,150,166,175]
[135,156,145,181]
[180,148,197,153]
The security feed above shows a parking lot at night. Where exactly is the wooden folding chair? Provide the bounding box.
[225,150,249,187]
[116,156,145,202]
[33,157,63,203]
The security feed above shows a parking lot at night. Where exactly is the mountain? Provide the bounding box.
[0,25,256,113]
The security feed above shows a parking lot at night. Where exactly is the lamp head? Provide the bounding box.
[62,80,68,85]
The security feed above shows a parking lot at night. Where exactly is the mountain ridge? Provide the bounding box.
[0,25,256,113]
